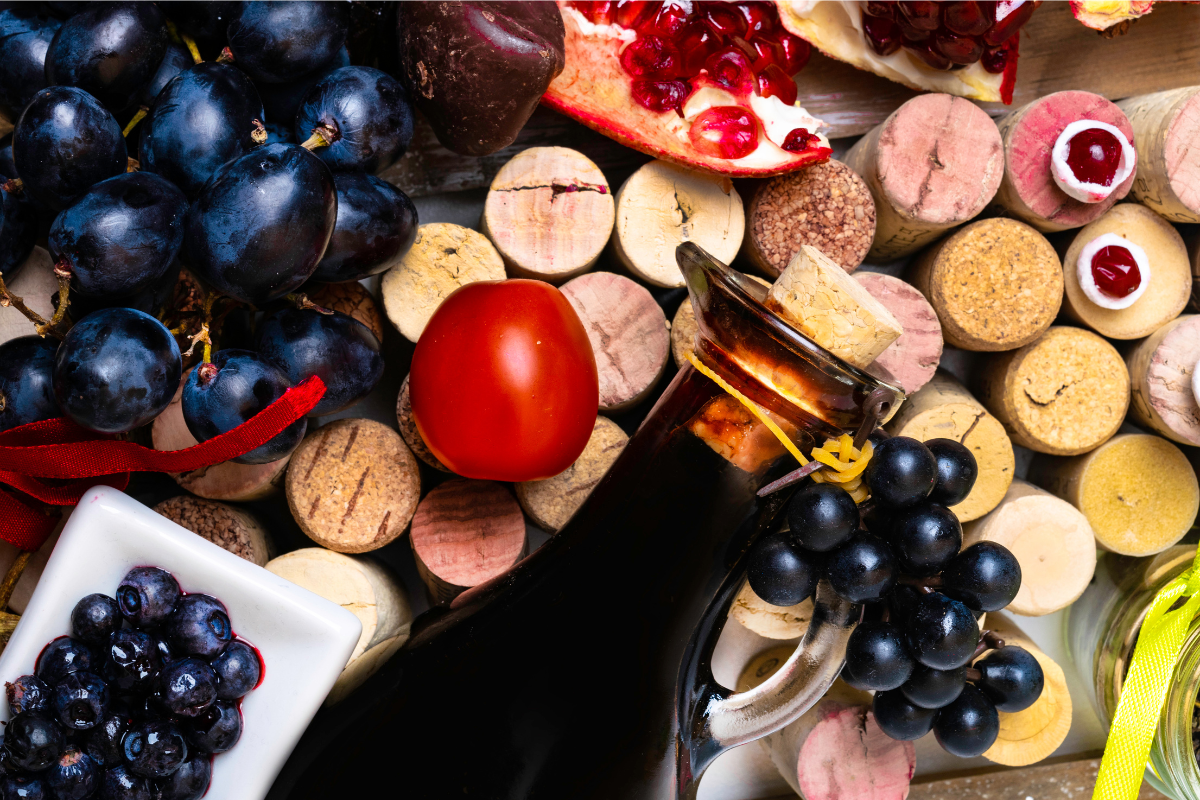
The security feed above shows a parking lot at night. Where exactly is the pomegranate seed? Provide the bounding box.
[864,2,896,20]
[898,2,941,31]
[980,43,1010,73]
[863,15,903,56]
[688,106,760,160]
[614,0,654,29]
[736,3,774,40]
[985,0,1039,46]
[932,31,984,65]
[569,1,614,24]
[704,46,755,95]
[620,35,682,79]
[905,41,953,70]
[631,79,690,113]
[897,19,932,43]
[781,128,818,153]
[749,38,783,71]
[1065,126,1124,187]
[1090,245,1142,298]
[702,4,747,38]
[777,32,811,74]
[943,2,993,36]
[644,3,690,37]
[755,64,798,106]
[679,22,724,75]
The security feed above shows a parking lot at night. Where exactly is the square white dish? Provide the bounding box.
[0,486,362,800]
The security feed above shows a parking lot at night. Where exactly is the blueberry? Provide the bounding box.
[70,594,121,646]
[152,635,174,665]
[45,745,98,800]
[98,765,154,800]
[294,66,414,173]
[52,671,108,731]
[0,337,58,434]
[157,753,211,800]
[186,701,241,754]
[311,172,417,283]
[211,641,260,700]
[85,708,131,767]
[104,630,163,694]
[122,720,187,778]
[227,1,349,84]
[116,567,180,628]
[0,6,60,116]
[2,712,64,772]
[36,638,95,686]
[157,658,217,718]
[164,595,232,659]
[6,675,50,716]
[0,774,48,800]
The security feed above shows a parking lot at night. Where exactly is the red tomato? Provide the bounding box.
[409,279,600,481]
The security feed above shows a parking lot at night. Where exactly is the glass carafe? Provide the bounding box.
[269,243,904,800]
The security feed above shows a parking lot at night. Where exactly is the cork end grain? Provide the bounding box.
[153,497,273,566]
[409,479,526,589]
[729,581,812,640]
[516,415,628,533]
[1164,92,1200,215]
[307,281,385,342]
[286,418,421,553]
[853,272,943,395]
[396,374,451,472]
[1128,315,1200,445]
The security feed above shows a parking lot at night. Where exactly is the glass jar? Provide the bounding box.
[1066,546,1200,799]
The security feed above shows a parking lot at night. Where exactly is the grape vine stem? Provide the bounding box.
[0,271,64,340]
[285,293,334,315]
[183,291,219,362]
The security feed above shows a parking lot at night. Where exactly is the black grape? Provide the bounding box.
[312,173,417,283]
[259,47,349,133]
[890,502,962,577]
[226,2,349,85]
[842,621,913,692]
[904,592,980,670]
[941,541,1021,613]
[170,1,239,54]
[295,66,414,174]
[745,529,818,607]
[872,689,936,741]
[66,260,181,321]
[865,436,937,508]
[900,663,966,710]
[933,684,999,757]
[0,5,61,117]
[137,42,193,109]
[825,533,896,603]
[975,646,1044,712]
[0,179,36,280]
[786,483,858,553]
[262,122,294,146]
[0,336,58,432]
[926,438,978,506]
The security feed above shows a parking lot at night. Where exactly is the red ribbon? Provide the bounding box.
[0,375,326,552]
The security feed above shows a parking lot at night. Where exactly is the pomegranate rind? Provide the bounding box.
[1069,0,1154,31]
[1076,233,1150,310]
[776,1,1011,104]
[543,4,833,178]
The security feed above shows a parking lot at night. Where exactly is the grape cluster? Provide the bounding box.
[746,435,1044,758]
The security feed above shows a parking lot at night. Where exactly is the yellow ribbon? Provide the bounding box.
[1094,547,1200,800]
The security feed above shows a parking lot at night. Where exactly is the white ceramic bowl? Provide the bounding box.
[0,486,362,800]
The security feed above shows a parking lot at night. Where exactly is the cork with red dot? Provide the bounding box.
[1117,87,1200,224]
[991,91,1137,232]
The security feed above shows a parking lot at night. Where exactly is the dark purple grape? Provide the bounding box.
[164,594,231,659]
[122,719,187,778]
[85,707,131,767]
[259,47,350,133]
[0,336,58,433]
[825,533,896,603]
[226,1,349,84]
[842,621,913,692]
[157,658,217,718]
[872,688,936,741]
[890,502,962,577]
[52,671,108,731]
[169,1,239,53]
[157,753,210,800]
[49,172,187,299]
[933,683,999,756]
[941,541,1021,612]
[98,764,154,800]
[137,42,193,109]
[183,143,336,304]
[0,136,16,178]
[311,171,417,283]
[746,529,818,607]
[295,66,413,174]
[0,177,37,278]
[904,592,980,670]
[53,308,181,434]
[63,259,180,320]
[262,120,294,146]
[975,646,1044,712]
[36,637,95,685]
[926,438,978,506]
[786,483,858,553]
[210,641,260,700]
[3,712,64,771]
[71,594,121,646]
[103,629,162,694]
[0,775,48,800]
[117,566,181,627]
[0,6,60,117]
[6,674,50,716]
[901,663,966,709]
[139,62,264,198]
[13,86,126,210]
[254,308,383,416]
[182,350,308,465]
[45,745,98,800]
[865,436,938,508]
[45,2,167,112]
[186,700,241,754]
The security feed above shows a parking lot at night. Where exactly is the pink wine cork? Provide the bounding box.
[841,93,1003,262]
[409,479,527,605]
[1127,315,1200,446]
[852,272,942,395]
[1117,87,1200,224]
[991,91,1137,233]
[560,271,669,411]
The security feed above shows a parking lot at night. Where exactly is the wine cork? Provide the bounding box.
[992,91,1137,233]
[974,327,1129,456]
[671,274,771,369]
[479,146,614,283]
[1061,203,1191,340]
[153,496,275,566]
[151,374,289,502]
[728,581,812,641]
[380,223,506,342]
[886,372,1014,523]
[743,159,875,278]
[395,374,451,472]
[285,418,421,554]
[0,247,56,346]
[265,548,412,706]
[766,245,903,370]
[841,93,1003,262]
[852,272,943,395]
[409,479,527,605]
[515,415,628,533]
[613,159,744,289]
[1028,434,1200,557]
[560,271,670,411]
[978,613,1072,767]
[307,280,385,341]
[1127,315,1200,446]
[908,218,1063,352]
[1116,86,1200,224]
[961,480,1097,616]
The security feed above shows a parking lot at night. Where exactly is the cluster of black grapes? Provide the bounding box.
[746,435,1044,758]
[0,3,417,456]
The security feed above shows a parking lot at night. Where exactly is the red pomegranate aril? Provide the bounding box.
[897,20,932,43]
[864,1,897,20]
[749,38,783,71]
[702,4,747,38]
[678,22,723,75]
[1065,126,1124,187]
[943,2,994,37]
[898,2,942,31]
[705,46,755,95]
[620,35,682,79]
[782,127,818,153]
[614,0,655,30]
[1091,245,1142,298]
[980,43,1010,73]
[688,106,760,160]
[756,64,798,106]
[777,32,811,74]
[569,1,613,25]
[863,15,904,56]
[631,79,690,114]
[906,41,953,70]
[932,30,984,64]
[644,3,690,37]
[737,3,774,40]
[984,0,1039,46]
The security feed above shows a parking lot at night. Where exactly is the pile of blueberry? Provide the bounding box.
[746,435,1044,758]
[0,567,261,799]
[0,2,413,448]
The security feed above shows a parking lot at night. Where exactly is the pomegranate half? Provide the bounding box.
[1069,0,1154,32]
[542,1,834,177]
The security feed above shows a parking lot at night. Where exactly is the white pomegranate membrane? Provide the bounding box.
[1076,233,1150,310]
[1051,120,1135,203]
